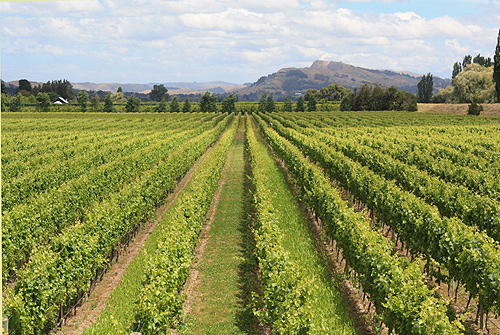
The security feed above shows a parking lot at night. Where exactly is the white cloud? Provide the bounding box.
[445,39,469,55]
[1,0,498,83]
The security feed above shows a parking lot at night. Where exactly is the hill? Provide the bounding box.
[5,80,241,95]
[234,60,451,97]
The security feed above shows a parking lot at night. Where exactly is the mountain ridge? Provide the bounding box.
[233,60,451,97]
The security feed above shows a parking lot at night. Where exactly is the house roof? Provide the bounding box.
[53,97,68,104]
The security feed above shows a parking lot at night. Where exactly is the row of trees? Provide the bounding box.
[340,84,417,111]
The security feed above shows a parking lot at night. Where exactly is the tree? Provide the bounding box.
[266,92,276,113]
[494,29,500,102]
[169,96,180,113]
[306,95,317,112]
[340,92,353,111]
[155,96,168,113]
[10,93,22,113]
[125,94,141,113]
[295,96,305,112]
[199,91,217,113]
[283,96,293,112]
[117,87,123,93]
[1,81,6,94]
[90,92,100,112]
[417,73,434,103]
[150,84,168,102]
[182,98,191,113]
[221,93,237,113]
[467,102,483,115]
[258,92,268,113]
[463,55,472,69]
[111,91,126,103]
[103,93,114,113]
[18,79,31,93]
[453,63,495,103]
[77,90,89,112]
[452,62,462,79]
[36,92,51,112]
[304,89,317,112]
[32,79,74,100]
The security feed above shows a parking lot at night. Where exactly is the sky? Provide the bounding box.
[1,0,500,85]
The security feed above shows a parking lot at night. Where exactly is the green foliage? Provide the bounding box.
[134,115,237,333]
[417,73,433,103]
[125,94,141,113]
[181,97,191,113]
[111,91,127,103]
[256,113,461,334]
[103,93,114,113]
[2,113,233,334]
[90,92,100,112]
[32,79,74,100]
[149,84,168,102]
[340,84,417,111]
[452,62,462,79]
[154,97,168,113]
[36,92,51,112]
[77,90,89,112]
[10,93,23,113]
[494,29,500,102]
[305,89,317,112]
[282,96,293,112]
[221,93,237,113]
[200,91,218,113]
[18,79,32,92]
[169,96,180,113]
[262,113,500,320]
[317,83,350,101]
[295,96,305,112]
[266,92,276,113]
[452,63,495,103]
[467,102,483,115]
[247,117,312,334]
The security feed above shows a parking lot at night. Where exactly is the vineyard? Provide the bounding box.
[2,110,500,335]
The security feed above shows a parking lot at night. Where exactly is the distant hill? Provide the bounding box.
[234,60,451,97]
[6,80,242,95]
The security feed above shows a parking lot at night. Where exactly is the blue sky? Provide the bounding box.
[1,0,499,84]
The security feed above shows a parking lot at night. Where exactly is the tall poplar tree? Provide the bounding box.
[494,29,500,102]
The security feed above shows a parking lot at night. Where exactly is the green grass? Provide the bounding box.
[182,117,257,334]
[250,118,359,334]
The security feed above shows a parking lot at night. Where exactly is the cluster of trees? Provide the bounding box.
[303,83,351,102]
[452,54,493,79]
[340,84,417,111]
[434,30,500,106]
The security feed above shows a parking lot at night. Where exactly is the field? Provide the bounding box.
[2,110,500,335]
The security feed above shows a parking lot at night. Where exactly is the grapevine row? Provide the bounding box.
[133,115,237,333]
[273,114,500,243]
[246,115,311,333]
[254,114,460,334]
[262,113,500,316]
[4,115,232,335]
[2,114,228,283]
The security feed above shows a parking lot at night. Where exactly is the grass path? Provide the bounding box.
[182,117,255,334]
[250,118,359,334]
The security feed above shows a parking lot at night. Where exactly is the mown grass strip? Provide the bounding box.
[248,116,358,334]
[182,116,253,334]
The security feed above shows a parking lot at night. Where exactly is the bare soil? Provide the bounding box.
[418,103,500,116]
[57,147,214,335]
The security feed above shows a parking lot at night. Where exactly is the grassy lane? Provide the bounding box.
[250,118,358,334]
[183,116,255,334]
